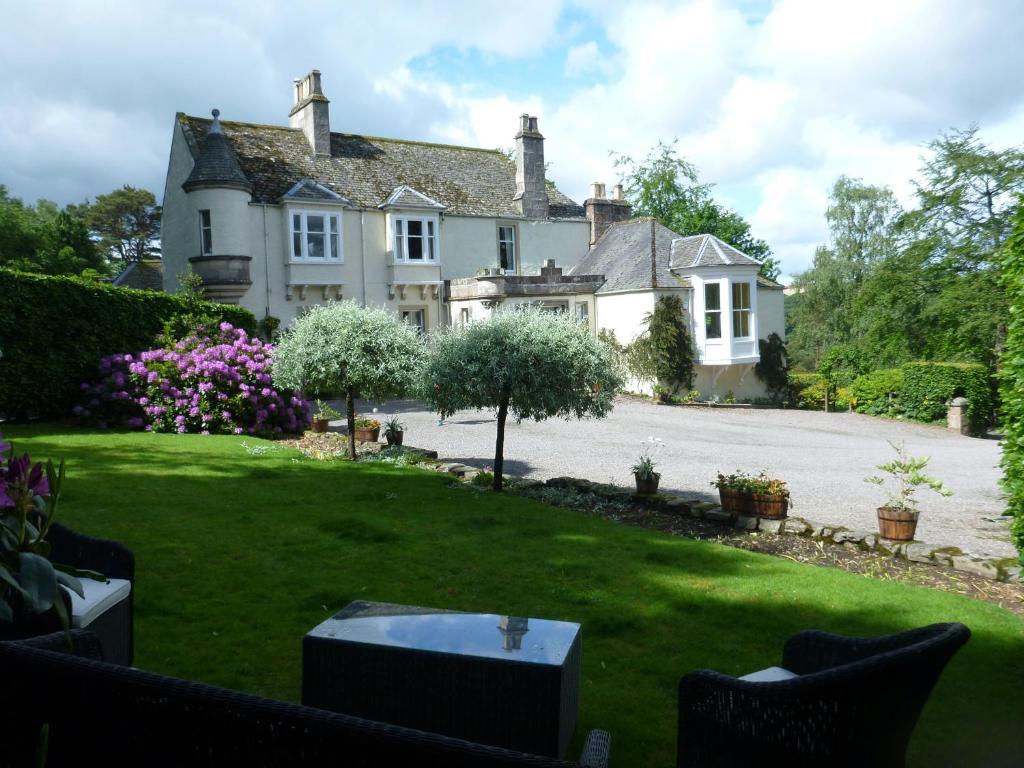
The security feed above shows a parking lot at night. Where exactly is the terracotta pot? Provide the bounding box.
[353,427,380,443]
[385,431,404,446]
[310,417,330,433]
[751,493,788,519]
[718,487,752,514]
[877,506,918,541]
[635,472,660,495]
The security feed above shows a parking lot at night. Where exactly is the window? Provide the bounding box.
[732,282,752,338]
[290,211,342,261]
[402,308,426,334]
[199,210,213,255]
[459,308,471,327]
[575,301,589,324]
[539,301,568,314]
[704,283,722,339]
[498,225,516,271]
[393,217,438,262]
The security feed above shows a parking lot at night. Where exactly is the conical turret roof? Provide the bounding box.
[182,109,252,193]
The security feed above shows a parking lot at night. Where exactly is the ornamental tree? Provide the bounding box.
[421,306,622,491]
[272,301,425,459]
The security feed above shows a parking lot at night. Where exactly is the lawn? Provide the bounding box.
[7,424,1024,767]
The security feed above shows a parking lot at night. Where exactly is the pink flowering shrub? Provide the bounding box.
[74,323,310,435]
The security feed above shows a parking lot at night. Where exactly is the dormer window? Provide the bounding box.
[290,210,342,262]
[393,216,439,262]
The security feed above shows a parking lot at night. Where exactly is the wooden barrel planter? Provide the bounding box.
[751,493,788,519]
[353,427,380,443]
[310,417,330,434]
[718,488,752,514]
[877,506,918,541]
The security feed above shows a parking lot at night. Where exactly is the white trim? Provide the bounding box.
[389,213,441,264]
[289,209,343,263]
[381,185,446,210]
[283,178,345,201]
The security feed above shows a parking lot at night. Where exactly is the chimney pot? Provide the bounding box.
[520,114,531,132]
[612,184,624,201]
[589,182,606,200]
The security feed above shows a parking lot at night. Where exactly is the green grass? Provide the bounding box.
[7,424,1024,767]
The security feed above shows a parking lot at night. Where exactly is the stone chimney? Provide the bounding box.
[586,181,632,245]
[513,114,549,219]
[289,70,331,157]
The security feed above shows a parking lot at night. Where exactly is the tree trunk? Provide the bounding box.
[346,387,357,461]
[493,396,509,492]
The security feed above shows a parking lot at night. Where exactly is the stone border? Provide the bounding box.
[420,464,1022,585]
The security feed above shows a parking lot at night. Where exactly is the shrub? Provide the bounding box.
[790,372,825,409]
[74,323,308,435]
[0,268,254,419]
[627,296,695,392]
[901,362,991,429]
[851,368,904,415]
[999,206,1024,560]
[754,333,791,403]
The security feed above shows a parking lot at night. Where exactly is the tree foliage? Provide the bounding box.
[272,301,425,459]
[999,203,1024,560]
[0,186,106,276]
[635,295,695,393]
[421,306,621,490]
[77,185,162,263]
[615,141,779,280]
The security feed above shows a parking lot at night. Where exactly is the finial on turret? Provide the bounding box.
[210,108,222,134]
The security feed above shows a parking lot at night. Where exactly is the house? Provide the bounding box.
[161,69,784,398]
[112,259,164,291]
[161,70,590,333]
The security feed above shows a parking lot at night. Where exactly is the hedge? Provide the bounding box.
[998,204,1024,560]
[789,372,852,411]
[900,361,991,430]
[851,368,904,416]
[0,268,255,419]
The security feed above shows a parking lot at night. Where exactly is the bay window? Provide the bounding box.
[290,211,342,261]
[393,216,438,262]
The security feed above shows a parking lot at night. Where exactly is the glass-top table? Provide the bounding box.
[302,601,582,758]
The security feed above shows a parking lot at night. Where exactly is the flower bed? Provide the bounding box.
[74,323,310,436]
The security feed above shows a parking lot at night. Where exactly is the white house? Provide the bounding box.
[161,69,784,398]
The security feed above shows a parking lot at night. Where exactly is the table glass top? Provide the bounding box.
[307,602,580,665]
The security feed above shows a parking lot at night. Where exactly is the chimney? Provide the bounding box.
[289,70,331,157]
[513,114,549,219]
[586,181,632,246]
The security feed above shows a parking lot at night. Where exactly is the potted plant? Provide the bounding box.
[383,417,405,446]
[311,400,341,433]
[865,442,952,541]
[632,437,664,494]
[1,432,103,640]
[712,471,790,518]
[353,416,381,443]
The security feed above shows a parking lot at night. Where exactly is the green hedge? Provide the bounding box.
[901,361,991,430]
[851,368,904,415]
[790,372,852,411]
[0,268,255,419]
[998,205,1024,560]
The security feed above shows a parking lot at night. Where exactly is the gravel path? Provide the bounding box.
[341,396,1015,559]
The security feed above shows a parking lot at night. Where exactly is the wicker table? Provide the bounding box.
[302,600,582,758]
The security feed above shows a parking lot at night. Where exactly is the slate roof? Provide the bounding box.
[113,260,164,291]
[177,114,585,219]
[282,178,353,204]
[182,112,251,193]
[381,185,445,210]
[568,220,765,294]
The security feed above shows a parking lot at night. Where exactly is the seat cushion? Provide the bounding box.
[69,578,131,628]
[739,666,798,683]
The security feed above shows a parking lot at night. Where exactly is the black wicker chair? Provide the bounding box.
[677,622,970,768]
[47,522,135,665]
[0,630,611,768]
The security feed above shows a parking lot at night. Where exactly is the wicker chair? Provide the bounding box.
[0,630,611,768]
[676,622,970,768]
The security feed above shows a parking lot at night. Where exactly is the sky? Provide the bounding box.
[3,0,1024,281]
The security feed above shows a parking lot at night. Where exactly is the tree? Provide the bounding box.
[80,185,162,263]
[272,302,425,460]
[614,140,779,280]
[630,295,695,393]
[0,186,106,275]
[421,306,621,491]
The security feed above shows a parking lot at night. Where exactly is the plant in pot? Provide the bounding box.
[631,437,664,494]
[383,417,405,446]
[712,470,790,518]
[652,384,673,404]
[0,432,104,641]
[865,442,952,541]
[352,416,381,443]
[311,400,341,433]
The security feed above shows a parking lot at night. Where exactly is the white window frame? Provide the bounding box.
[289,209,343,262]
[199,210,213,255]
[459,307,471,327]
[391,215,440,264]
[497,224,517,272]
[575,301,589,324]
[401,307,427,334]
[704,283,723,340]
[731,281,753,340]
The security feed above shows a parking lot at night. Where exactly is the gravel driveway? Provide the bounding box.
[345,396,1014,559]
